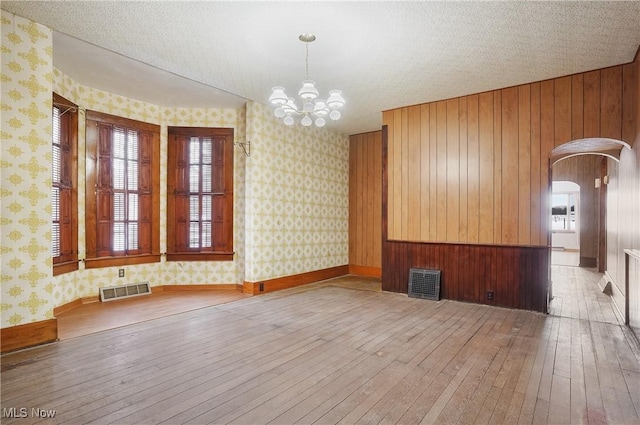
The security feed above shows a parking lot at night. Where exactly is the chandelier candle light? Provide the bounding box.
[269,34,346,127]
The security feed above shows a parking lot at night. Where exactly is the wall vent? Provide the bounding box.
[408,268,441,301]
[100,282,151,302]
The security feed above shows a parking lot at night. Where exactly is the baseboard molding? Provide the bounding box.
[53,296,99,316]
[160,284,238,291]
[579,257,597,268]
[53,298,83,316]
[349,265,382,278]
[1,319,58,353]
[244,265,350,295]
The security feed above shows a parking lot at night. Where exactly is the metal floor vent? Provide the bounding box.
[408,268,441,301]
[100,282,151,302]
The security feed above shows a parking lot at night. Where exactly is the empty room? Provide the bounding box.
[1,2,640,424]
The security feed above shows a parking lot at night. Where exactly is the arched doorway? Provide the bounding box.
[548,138,630,317]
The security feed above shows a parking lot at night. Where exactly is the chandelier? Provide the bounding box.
[269,34,345,127]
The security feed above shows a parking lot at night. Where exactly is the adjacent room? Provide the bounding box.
[1,2,640,424]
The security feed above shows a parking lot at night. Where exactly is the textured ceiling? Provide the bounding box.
[2,1,640,135]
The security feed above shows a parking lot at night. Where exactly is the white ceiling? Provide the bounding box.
[2,1,639,135]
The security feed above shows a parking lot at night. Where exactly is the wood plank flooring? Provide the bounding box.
[56,288,250,340]
[2,271,639,425]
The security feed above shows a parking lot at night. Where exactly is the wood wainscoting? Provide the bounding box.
[381,125,551,313]
[382,240,550,313]
[1,319,58,353]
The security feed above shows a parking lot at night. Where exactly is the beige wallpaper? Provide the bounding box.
[1,11,349,328]
[1,11,55,326]
[244,102,349,282]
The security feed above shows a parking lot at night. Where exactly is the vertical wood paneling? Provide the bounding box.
[348,138,357,263]
[467,95,480,244]
[384,110,394,240]
[554,76,572,147]
[429,103,438,241]
[530,83,542,246]
[381,240,549,313]
[393,109,402,239]
[478,92,495,243]
[366,135,374,264]
[622,63,635,144]
[401,108,409,239]
[356,137,365,264]
[459,97,469,242]
[518,85,531,245]
[408,105,421,241]
[540,80,555,245]
[571,74,584,140]
[383,64,629,249]
[583,71,601,138]
[446,98,460,242]
[373,131,382,265]
[601,66,622,140]
[493,91,503,243]
[436,101,448,242]
[501,87,519,244]
[349,131,382,271]
[420,104,430,241]
[380,57,636,315]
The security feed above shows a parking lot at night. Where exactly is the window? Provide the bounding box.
[552,192,578,232]
[52,93,78,275]
[167,127,234,261]
[85,111,160,268]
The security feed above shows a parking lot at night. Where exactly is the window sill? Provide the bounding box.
[53,260,79,276]
[166,252,235,262]
[85,254,161,269]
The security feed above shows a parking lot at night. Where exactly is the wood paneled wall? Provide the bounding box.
[382,241,550,312]
[552,155,600,267]
[382,126,550,312]
[383,64,636,247]
[349,131,382,276]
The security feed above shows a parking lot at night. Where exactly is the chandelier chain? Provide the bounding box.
[305,42,310,81]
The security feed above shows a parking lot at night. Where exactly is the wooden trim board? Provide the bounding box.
[349,265,382,278]
[160,284,238,291]
[1,319,58,353]
[244,265,350,295]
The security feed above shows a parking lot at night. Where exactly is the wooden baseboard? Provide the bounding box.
[160,284,238,291]
[1,319,58,353]
[53,296,99,316]
[244,265,349,295]
[53,298,83,316]
[579,257,597,268]
[349,265,382,278]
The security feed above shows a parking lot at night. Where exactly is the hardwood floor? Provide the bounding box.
[1,272,639,424]
[56,288,250,340]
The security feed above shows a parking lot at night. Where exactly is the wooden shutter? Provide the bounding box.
[95,123,113,257]
[211,136,228,251]
[138,131,153,253]
[167,134,190,253]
